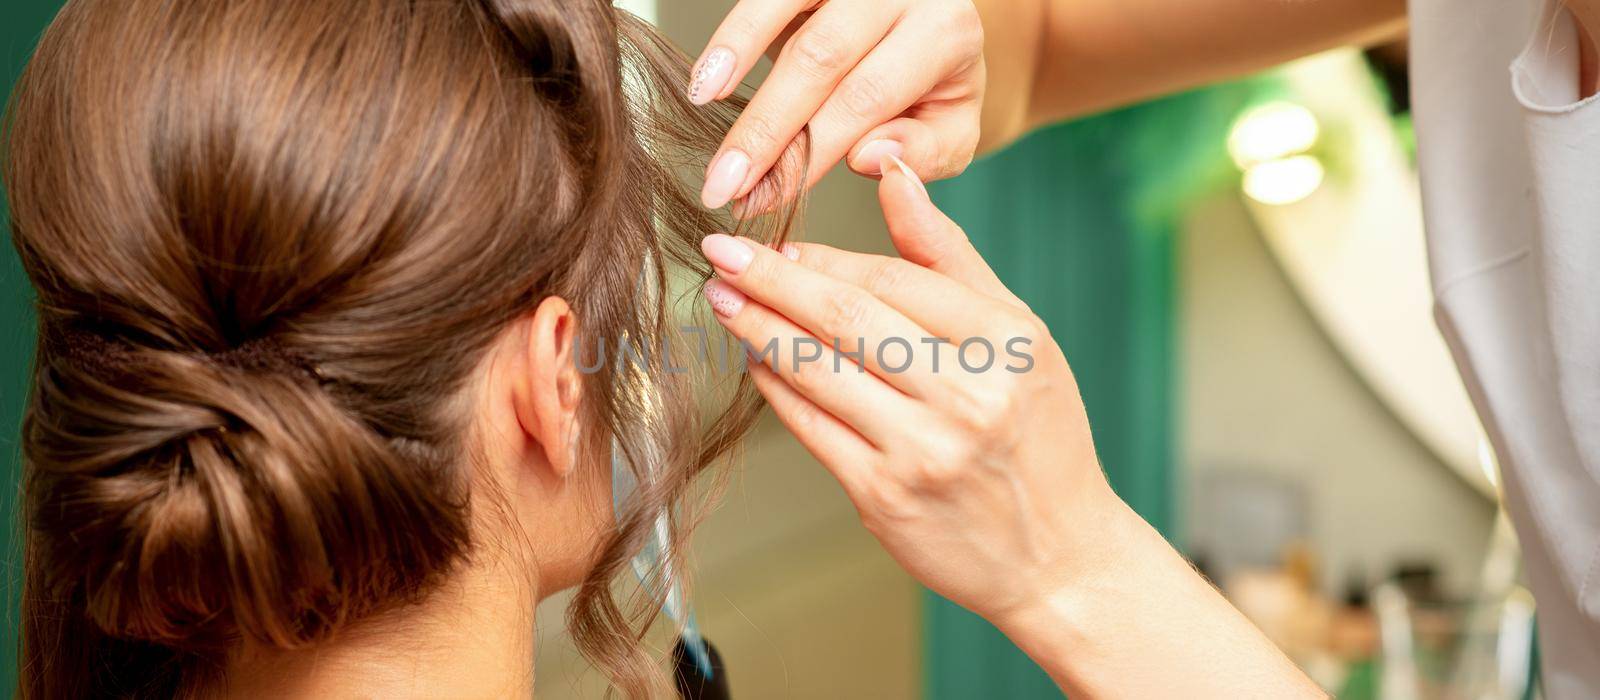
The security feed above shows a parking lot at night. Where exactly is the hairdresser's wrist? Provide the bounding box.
[990,495,1325,698]
[987,496,1156,692]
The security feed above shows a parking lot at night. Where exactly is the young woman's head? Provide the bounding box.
[4,0,795,696]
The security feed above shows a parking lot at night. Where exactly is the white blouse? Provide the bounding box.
[1412,0,1600,695]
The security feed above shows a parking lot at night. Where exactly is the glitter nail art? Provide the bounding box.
[688,48,732,104]
[704,281,743,317]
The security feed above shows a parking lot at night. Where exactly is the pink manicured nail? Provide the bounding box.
[855,139,905,175]
[701,233,754,274]
[688,47,735,106]
[883,152,930,200]
[702,149,751,209]
[703,278,746,318]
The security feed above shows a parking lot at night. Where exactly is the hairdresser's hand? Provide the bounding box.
[699,158,1324,698]
[691,0,985,210]
[697,155,1116,625]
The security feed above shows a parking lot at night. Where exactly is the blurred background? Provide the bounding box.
[0,1,1536,698]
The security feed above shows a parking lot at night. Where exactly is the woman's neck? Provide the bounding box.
[221,557,540,698]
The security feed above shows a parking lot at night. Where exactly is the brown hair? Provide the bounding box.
[3,0,802,697]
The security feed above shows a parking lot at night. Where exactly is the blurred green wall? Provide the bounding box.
[924,85,1266,698]
[2,1,60,693]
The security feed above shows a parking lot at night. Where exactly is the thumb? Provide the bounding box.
[848,111,977,182]
[877,154,1026,309]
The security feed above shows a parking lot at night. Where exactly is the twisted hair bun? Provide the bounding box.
[27,342,467,650]
[6,0,791,695]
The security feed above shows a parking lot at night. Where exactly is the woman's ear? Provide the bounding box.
[510,296,584,479]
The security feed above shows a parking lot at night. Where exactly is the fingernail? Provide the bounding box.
[883,152,930,201]
[703,278,747,318]
[688,47,735,106]
[702,149,751,209]
[781,243,800,261]
[701,233,754,274]
[856,139,905,175]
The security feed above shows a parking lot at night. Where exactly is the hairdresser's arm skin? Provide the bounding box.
[975,0,1410,150]
[1578,1,1600,95]
[693,0,1409,207]
[696,0,1600,199]
[998,0,1600,133]
[697,161,1324,698]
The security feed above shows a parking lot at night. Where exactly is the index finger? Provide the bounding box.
[689,0,816,106]
[700,1,902,210]
[781,241,1025,343]
[702,234,966,400]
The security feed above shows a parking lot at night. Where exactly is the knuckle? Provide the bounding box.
[960,18,985,55]
[997,309,1047,342]
[903,220,954,259]
[938,1,985,51]
[860,256,913,296]
[789,26,850,77]
[837,73,889,122]
[788,352,832,392]
[785,394,824,432]
[946,385,1008,435]
[857,480,912,528]
[785,241,811,264]
[903,438,972,491]
[821,287,873,333]
[790,241,837,267]
[856,477,893,510]
[735,111,783,153]
[743,250,778,287]
[909,431,952,465]
[721,13,765,43]
[903,464,951,493]
[1023,312,1051,340]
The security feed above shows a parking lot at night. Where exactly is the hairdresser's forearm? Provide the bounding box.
[1571,0,1600,39]
[1569,1,1600,97]
[976,0,1408,152]
[993,500,1327,699]
[970,0,1050,153]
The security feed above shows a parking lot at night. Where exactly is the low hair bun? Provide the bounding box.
[24,340,470,651]
[7,0,779,694]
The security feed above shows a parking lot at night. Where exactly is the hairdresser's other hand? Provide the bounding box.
[697,156,1114,627]
[691,0,985,210]
[700,158,1325,698]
